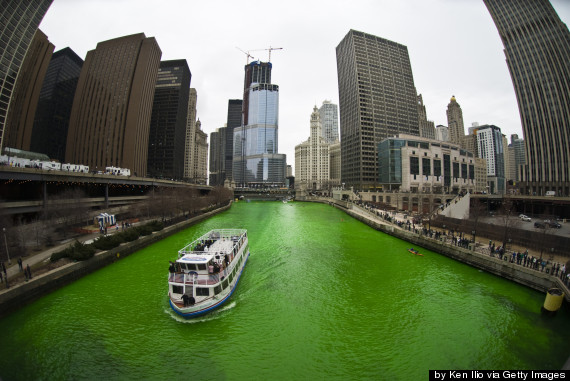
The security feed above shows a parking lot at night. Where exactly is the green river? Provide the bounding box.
[0,201,568,380]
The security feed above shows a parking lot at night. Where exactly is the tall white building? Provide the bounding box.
[295,106,332,191]
[318,100,339,144]
[446,96,465,145]
[435,125,449,142]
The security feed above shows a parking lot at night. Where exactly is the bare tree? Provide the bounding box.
[45,189,89,238]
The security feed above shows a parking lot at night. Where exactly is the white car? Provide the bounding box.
[520,214,531,221]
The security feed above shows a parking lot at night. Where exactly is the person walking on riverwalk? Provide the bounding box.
[17,257,23,272]
[26,264,32,280]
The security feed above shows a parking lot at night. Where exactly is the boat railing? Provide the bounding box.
[168,271,226,285]
[178,229,247,257]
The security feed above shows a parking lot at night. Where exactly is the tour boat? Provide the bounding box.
[168,229,250,318]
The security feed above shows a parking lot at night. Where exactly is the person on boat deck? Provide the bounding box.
[182,294,189,307]
[169,262,175,273]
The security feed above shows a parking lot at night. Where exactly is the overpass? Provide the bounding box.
[0,166,211,217]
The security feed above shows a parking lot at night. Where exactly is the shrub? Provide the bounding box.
[68,241,96,261]
[50,247,71,262]
[92,235,123,251]
[121,228,140,242]
[146,220,164,232]
[136,224,153,236]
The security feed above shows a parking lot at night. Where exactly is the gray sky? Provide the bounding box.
[39,0,570,172]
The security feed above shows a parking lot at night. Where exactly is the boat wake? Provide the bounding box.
[165,301,238,323]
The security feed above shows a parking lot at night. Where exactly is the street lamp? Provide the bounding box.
[2,228,10,265]
[472,230,476,243]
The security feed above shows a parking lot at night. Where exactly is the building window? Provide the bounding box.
[410,157,419,175]
[422,158,431,176]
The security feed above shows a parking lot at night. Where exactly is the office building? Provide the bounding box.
[295,106,331,191]
[147,60,191,180]
[484,0,570,196]
[336,30,420,190]
[318,100,339,144]
[435,125,449,142]
[511,134,526,182]
[476,124,505,194]
[446,96,465,146]
[418,94,436,140]
[209,126,226,186]
[233,61,286,187]
[3,29,54,152]
[66,33,162,176]
[0,0,53,151]
[225,99,243,182]
[191,119,208,184]
[30,47,83,163]
[378,134,482,194]
[184,88,198,180]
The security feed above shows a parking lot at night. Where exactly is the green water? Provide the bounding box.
[0,202,568,380]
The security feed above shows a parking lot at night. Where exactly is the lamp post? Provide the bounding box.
[2,228,10,265]
[472,230,476,243]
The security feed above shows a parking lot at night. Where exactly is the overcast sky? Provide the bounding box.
[39,0,570,171]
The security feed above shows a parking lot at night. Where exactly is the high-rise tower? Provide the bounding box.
[336,30,420,190]
[65,33,162,176]
[318,101,339,144]
[484,0,570,196]
[233,61,286,187]
[31,47,83,163]
[147,60,191,180]
[446,95,465,145]
[0,0,53,151]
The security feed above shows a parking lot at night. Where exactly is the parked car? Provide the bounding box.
[534,221,546,228]
[544,220,561,228]
[520,214,531,221]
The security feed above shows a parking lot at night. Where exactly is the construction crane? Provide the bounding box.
[263,46,283,62]
[236,46,283,63]
[236,47,254,64]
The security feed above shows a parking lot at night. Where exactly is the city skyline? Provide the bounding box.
[38,0,570,172]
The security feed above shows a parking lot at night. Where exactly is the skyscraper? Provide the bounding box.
[336,30,420,190]
[476,124,505,194]
[66,33,162,176]
[209,126,227,186]
[318,100,339,144]
[31,47,83,163]
[446,95,465,145]
[484,0,570,196]
[184,88,198,180]
[233,61,286,187]
[225,99,243,182]
[418,94,436,140]
[2,29,54,152]
[147,60,191,180]
[0,0,53,151]
[295,106,331,191]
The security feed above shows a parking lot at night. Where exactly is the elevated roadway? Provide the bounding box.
[0,166,211,217]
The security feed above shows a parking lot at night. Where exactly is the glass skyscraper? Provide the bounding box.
[484,0,570,196]
[233,61,285,187]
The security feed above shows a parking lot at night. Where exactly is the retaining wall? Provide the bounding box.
[0,203,231,318]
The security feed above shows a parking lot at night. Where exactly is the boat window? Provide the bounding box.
[179,263,187,270]
[229,273,234,283]
[172,285,183,294]
[187,263,197,271]
[197,264,206,271]
[196,288,209,296]
[213,285,221,295]
[222,279,229,289]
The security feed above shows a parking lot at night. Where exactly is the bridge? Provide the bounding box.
[0,166,211,217]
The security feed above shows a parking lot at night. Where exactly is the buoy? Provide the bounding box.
[541,288,564,315]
